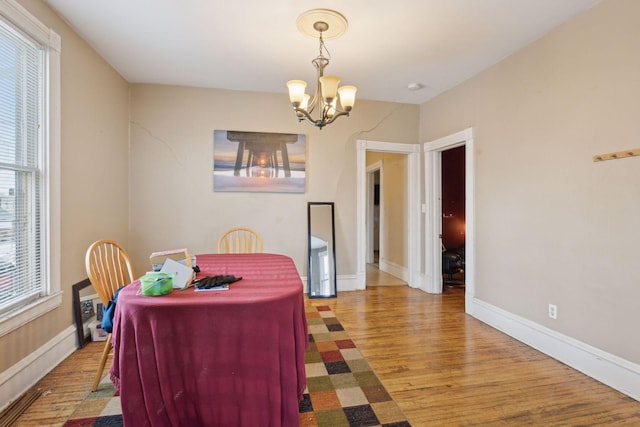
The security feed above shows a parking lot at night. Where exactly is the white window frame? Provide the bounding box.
[0,0,61,336]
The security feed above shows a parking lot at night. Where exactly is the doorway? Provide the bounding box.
[366,163,382,266]
[356,140,421,290]
[366,152,410,280]
[423,128,475,310]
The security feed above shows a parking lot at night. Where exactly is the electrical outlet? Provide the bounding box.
[548,304,558,319]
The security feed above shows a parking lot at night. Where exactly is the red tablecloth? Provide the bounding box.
[110,253,308,426]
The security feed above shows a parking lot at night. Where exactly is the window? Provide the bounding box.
[0,0,60,335]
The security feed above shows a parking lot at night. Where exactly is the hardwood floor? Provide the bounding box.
[366,263,407,286]
[308,284,640,425]
[8,277,640,426]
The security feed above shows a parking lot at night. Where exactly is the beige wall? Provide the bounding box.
[366,152,408,270]
[128,84,418,278]
[420,0,640,363]
[1,0,129,370]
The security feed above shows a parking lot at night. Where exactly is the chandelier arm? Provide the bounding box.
[306,91,320,115]
[293,107,319,124]
[322,110,350,126]
[293,106,350,129]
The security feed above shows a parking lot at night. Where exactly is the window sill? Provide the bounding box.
[0,292,63,337]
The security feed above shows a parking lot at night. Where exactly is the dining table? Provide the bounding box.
[109,253,308,427]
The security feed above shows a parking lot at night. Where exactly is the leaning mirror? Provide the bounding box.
[307,202,337,298]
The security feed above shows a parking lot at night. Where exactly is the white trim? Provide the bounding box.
[302,274,363,293]
[471,298,640,402]
[356,141,367,289]
[0,0,55,45]
[378,259,409,283]
[407,150,421,288]
[0,324,77,412]
[46,18,62,323]
[423,128,475,305]
[361,140,418,153]
[337,274,362,292]
[0,292,62,336]
[366,161,383,173]
[423,148,441,294]
[356,140,420,290]
[464,141,476,310]
[0,0,62,335]
[426,128,474,150]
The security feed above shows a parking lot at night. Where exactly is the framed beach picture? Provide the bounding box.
[213,130,306,193]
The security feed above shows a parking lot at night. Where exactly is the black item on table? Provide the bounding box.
[194,275,242,289]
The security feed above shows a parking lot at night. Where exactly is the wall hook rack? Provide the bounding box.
[592,148,640,162]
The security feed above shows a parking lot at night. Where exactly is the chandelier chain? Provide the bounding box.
[317,31,331,61]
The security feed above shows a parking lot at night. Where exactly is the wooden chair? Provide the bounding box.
[85,239,135,391]
[217,227,263,254]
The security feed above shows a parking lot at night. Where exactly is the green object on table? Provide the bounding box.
[140,272,174,296]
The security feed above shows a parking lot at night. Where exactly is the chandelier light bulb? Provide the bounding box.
[286,80,307,106]
[326,99,337,119]
[319,75,340,103]
[300,93,310,110]
[338,85,357,111]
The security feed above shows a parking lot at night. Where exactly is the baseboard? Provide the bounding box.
[301,274,363,294]
[0,324,78,412]
[471,298,640,401]
[378,259,408,282]
[410,272,426,291]
[337,274,362,292]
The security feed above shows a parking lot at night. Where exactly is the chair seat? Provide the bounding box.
[442,248,464,283]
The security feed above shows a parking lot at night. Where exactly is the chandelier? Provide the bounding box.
[286,9,357,129]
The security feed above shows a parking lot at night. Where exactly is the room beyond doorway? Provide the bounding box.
[366,151,409,285]
[441,145,466,289]
[356,140,421,291]
[366,263,407,286]
[441,146,465,251]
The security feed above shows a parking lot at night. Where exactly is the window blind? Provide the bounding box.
[0,17,44,313]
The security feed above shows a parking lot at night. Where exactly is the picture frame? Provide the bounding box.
[72,278,96,348]
[213,130,306,193]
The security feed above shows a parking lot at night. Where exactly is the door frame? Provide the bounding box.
[366,161,383,264]
[423,128,475,308]
[356,140,421,289]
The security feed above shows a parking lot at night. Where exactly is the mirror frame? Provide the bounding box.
[72,278,94,348]
[307,202,337,298]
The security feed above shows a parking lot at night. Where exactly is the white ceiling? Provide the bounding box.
[45,0,601,105]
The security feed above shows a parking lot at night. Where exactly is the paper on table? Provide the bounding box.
[194,284,229,292]
[160,257,195,289]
